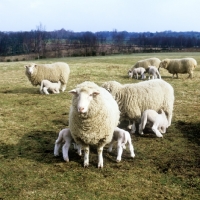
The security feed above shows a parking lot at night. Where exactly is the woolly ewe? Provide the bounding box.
[69,81,120,168]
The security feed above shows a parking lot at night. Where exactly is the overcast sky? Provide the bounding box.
[0,0,199,33]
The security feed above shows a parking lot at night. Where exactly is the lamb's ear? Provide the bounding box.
[69,89,77,95]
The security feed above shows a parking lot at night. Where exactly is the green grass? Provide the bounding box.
[0,52,200,199]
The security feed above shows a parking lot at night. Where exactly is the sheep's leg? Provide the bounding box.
[128,138,135,158]
[61,84,66,92]
[167,113,172,127]
[130,121,136,134]
[77,144,82,156]
[97,146,104,168]
[188,71,193,78]
[116,139,123,162]
[152,125,163,137]
[138,123,144,135]
[43,87,49,94]
[54,141,62,156]
[107,139,114,152]
[83,146,89,167]
[62,139,71,162]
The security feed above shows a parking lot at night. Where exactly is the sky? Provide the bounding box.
[0,0,199,33]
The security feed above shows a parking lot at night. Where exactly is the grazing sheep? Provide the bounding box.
[147,66,161,79]
[102,79,174,134]
[69,81,120,168]
[128,57,161,77]
[158,58,197,78]
[128,67,146,79]
[107,127,135,162]
[40,80,61,94]
[139,109,169,138]
[24,62,70,91]
[54,128,82,162]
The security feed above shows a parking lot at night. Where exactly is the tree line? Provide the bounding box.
[1,26,200,58]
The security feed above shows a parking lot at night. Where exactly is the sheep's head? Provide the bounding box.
[24,63,37,75]
[128,69,133,78]
[159,59,169,69]
[69,87,100,114]
[102,81,121,98]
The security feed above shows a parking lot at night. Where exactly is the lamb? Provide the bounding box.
[158,58,197,78]
[139,109,169,138]
[107,127,135,162]
[24,62,70,92]
[128,57,161,77]
[128,67,146,79]
[147,66,161,79]
[68,81,120,168]
[102,79,174,134]
[40,80,61,94]
[54,128,82,162]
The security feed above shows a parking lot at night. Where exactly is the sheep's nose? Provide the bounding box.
[78,107,85,113]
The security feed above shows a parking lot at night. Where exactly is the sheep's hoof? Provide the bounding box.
[84,163,89,168]
[116,159,121,163]
[127,125,132,130]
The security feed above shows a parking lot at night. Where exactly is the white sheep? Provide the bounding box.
[54,128,82,162]
[68,81,120,168]
[40,80,61,94]
[102,79,174,134]
[139,109,169,138]
[158,58,197,78]
[107,127,135,162]
[128,57,161,77]
[147,66,161,79]
[128,67,146,79]
[24,62,70,92]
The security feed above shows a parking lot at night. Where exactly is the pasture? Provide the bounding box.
[0,52,200,199]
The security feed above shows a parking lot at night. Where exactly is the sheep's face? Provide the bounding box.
[69,88,100,114]
[159,60,168,69]
[24,63,36,74]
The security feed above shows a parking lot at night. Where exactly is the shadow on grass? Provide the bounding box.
[175,120,200,146]
[1,87,39,94]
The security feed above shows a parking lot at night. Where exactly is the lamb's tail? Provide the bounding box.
[141,112,148,130]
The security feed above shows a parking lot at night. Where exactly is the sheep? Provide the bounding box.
[139,109,169,138]
[24,62,70,92]
[102,79,174,134]
[128,67,146,79]
[128,57,161,77]
[158,58,197,78]
[147,66,161,79]
[107,127,135,162]
[68,81,120,168]
[54,128,82,162]
[40,80,61,94]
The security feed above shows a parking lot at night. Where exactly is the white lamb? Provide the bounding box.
[102,79,174,134]
[24,62,70,92]
[54,128,82,162]
[147,66,161,79]
[40,80,61,94]
[139,109,169,138]
[158,58,197,78]
[128,67,146,79]
[69,81,120,168]
[107,127,135,162]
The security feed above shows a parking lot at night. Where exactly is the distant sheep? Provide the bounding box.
[54,128,82,162]
[128,67,146,79]
[102,79,174,134]
[69,81,120,168]
[139,109,169,138]
[128,57,161,78]
[25,62,70,91]
[147,66,161,79]
[40,80,61,94]
[158,58,197,78]
[107,127,135,162]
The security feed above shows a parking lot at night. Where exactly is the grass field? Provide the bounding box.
[0,52,200,200]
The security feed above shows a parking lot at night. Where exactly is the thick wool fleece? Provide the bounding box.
[132,57,161,70]
[102,79,174,124]
[69,81,120,147]
[25,62,70,86]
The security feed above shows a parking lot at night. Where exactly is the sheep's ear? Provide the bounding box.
[24,65,28,68]
[34,64,37,68]
[92,91,100,96]
[69,89,77,95]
